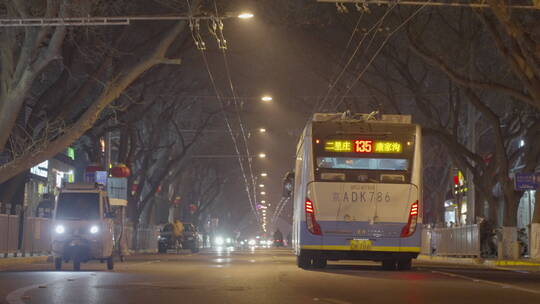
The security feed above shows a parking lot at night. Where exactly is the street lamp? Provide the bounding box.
[261,200,266,204]
[261,172,268,177]
[258,153,266,158]
[259,184,264,188]
[238,12,254,19]
[261,95,273,102]
[259,128,266,133]
[261,191,266,195]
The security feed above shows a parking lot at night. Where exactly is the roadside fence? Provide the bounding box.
[2,201,159,258]
[121,224,160,253]
[0,213,19,257]
[422,224,481,257]
[21,217,52,256]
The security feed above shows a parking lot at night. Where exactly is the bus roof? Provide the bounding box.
[313,113,412,124]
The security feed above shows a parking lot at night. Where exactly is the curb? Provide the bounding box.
[0,256,50,268]
[417,254,540,267]
[485,259,540,267]
[417,255,483,265]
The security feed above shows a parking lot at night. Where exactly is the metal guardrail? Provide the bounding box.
[21,217,52,256]
[118,224,160,252]
[0,214,19,257]
[421,224,481,257]
[420,228,432,255]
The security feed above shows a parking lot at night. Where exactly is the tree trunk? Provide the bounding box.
[474,188,484,220]
[0,171,28,213]
[132,218,139,252]
[502,182,520,227]
[488,198,500,226]
[533,190,540,224]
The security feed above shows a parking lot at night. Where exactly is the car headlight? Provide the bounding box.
[215,237,224,246]
[248,239,256,246]
[55,225,65,234]
[90,225,99,234]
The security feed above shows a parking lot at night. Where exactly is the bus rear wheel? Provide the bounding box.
[312,256,327,268]
[381,259,396,270]
[297,252,311,269]
[397,259,412,271]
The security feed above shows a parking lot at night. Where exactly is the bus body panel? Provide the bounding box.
[292,114,422,262]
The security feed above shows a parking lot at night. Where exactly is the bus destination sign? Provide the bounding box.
[324,140,403,154]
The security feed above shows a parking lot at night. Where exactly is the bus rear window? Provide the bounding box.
[317,157,408,171]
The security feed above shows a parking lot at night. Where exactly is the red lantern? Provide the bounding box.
[110,164,131,178]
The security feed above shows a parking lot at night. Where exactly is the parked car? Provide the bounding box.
[182,223,200,253]
[158,222,200,253]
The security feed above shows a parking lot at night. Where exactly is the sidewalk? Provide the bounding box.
[417,254,540,271]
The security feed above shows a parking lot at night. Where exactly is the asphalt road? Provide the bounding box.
[1,248,540,304]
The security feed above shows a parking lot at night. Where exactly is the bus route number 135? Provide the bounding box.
[354,140,373,153]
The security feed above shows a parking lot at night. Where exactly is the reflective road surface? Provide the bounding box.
[1,248,540,304]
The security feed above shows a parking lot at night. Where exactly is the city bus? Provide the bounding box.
[291,112,422,270]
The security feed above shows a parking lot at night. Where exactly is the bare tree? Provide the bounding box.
[0,0,204,183]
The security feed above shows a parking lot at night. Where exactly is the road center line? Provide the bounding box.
[431,270,540,295]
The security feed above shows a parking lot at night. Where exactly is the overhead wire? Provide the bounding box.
[211,1,262,226]
[314,1,399,113]
[333,0,432,110]
[271,196,290,225]
[185,0,258,218]
[269,1,408,229]
[270,2,400,228]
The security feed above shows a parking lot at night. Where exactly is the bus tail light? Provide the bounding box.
[305,199,322,235]
[401,201,419,238]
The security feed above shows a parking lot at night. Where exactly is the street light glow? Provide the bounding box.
[261,191,266,195]
[259,184,264,188]
[238,12,254,19]
[261,172,268,177]
[259,128,266,133]
[261,200,266,203]
[258,153,266,158]
[261,95,273,102]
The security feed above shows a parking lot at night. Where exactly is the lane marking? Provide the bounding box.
[431,270,540,295]
[6,274,87,304]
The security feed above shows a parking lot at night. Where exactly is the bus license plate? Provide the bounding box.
[350,239,372,251]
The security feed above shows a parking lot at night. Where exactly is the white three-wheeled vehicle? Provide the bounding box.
[52,183,115,271]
